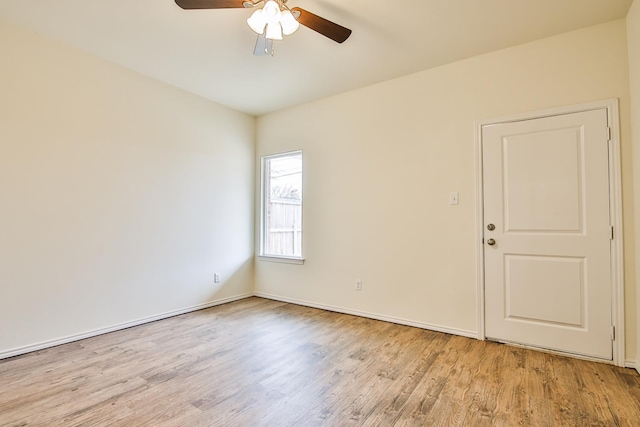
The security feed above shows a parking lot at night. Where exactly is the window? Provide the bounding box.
[260,151,303,261]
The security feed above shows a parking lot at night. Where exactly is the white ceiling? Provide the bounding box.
[0,0,633,116]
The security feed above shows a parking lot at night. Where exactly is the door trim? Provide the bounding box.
[474,99,625,366]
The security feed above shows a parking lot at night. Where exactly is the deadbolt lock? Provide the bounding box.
[487,224,495,231]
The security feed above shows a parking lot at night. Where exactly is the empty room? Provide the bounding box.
[1,0,640,425]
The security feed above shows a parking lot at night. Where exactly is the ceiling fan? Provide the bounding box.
[174,0,352,56]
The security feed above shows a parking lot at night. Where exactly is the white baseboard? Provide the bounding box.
[254,292,478,339]
[11,291,628,372]
[0,293,253,360]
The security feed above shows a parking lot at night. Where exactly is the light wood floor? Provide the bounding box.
[1,297,639,426]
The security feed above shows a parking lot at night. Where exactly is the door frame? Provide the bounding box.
[474,99,625,367]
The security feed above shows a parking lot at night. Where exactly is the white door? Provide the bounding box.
[482,108,612,360]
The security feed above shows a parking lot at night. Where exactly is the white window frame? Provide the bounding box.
[258,150,304,264]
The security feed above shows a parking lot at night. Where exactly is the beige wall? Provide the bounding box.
[0,21,255,357]
[256,20,636,359]
[628,0,640,372]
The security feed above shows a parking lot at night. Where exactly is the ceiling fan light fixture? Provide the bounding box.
[247,8,267,34]
[263,0,282,23]
[265,22,283,40]
[280,9,300,35]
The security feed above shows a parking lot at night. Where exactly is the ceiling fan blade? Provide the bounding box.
[290,7,352,43]
[175,0,245,9]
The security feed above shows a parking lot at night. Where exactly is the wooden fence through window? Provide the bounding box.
[265,198,302,256]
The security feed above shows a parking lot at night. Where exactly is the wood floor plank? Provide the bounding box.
[1,297,638,426]
[360,331,453,427]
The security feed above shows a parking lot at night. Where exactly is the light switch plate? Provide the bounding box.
[450,192,459,205]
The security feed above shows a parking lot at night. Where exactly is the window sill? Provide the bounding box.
[258,256,305,265]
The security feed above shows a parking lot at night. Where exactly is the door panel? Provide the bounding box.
[503,127,584,233]
[505,254,585,327]
[483,108,612,360]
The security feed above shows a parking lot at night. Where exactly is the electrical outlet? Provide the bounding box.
[355,279,362,291]
[214,273,221,283]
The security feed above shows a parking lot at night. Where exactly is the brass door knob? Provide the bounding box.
[487,238,496,246]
